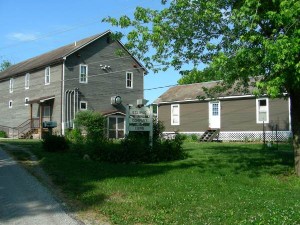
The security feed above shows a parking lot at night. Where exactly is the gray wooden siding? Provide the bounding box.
[158,98,290,132]
[64,34,144,115]
[0,64,62,130]
[159,102,209,132]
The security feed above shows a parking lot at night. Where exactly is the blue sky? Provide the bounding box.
[0,0,185,104]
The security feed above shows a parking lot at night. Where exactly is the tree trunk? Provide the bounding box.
[290,90,300,176]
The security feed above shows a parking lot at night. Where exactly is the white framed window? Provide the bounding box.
[171,104,180,125]
[9,100,13,108]
[256,98,269,123]
[108,116,125,139]
[79,64,88,83]
[9,78,14,93]
[25,97,29,106]
[45,67,50,85]
[80,101,87,110]
[43,106,51,117]
[126,72,133,88]
[25,73,30,89]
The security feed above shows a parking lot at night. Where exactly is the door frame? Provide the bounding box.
[208,101,221,129]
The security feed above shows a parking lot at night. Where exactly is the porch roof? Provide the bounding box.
[27,95,55,104]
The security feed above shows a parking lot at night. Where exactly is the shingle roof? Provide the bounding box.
[0,31,111,80]
[154,80,256,104]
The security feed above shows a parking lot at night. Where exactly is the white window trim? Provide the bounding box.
[25,97,29,106]
[25,73,30,89]
[9,100,13,108]
[80,101,88,110]
[171,104,180,126]
[79,64,88,84]
[256,98,269,124]
[126,72,133,89]
[9,78,14,93]
[107,116,125,139]
[45,67,50,85]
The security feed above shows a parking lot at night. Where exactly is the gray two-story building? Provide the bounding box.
[0,30,146,138]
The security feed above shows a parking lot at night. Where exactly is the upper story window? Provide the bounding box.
[25,97,29,106]
[45,67,50,85]
[126,72,133,88]
[25,73,30,89]
[9,100,13,108]
[256,98,269,123]
[79,64,88,83]
[9,78,14,93]
[171,104,180,125]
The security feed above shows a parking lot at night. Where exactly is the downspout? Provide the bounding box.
[66,90,69,129]
[72,89,75,128]
[61,58,66,135]
[69,90,73,128]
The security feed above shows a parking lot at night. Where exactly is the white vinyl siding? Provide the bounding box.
[25,73,30,89]
[256,98,269,123]
[45,67,50,85]
[9,78,14,93]
[79,64,88,83]
[126,72,133,88]
[171,104,180,125]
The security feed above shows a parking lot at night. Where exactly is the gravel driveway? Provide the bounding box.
[0,147,81,225]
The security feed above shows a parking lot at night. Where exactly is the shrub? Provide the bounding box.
[74,110,107,142]
[0,130,7,138]
[42,134,69,152]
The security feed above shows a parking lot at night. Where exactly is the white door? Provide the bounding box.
[209,101,221,129]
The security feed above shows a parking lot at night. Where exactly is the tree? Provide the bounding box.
[104,0,300,174]
[0,59,12,72]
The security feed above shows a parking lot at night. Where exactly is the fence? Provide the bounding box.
[163,130,292,142]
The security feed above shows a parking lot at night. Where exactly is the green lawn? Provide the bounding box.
[1,140,300,224]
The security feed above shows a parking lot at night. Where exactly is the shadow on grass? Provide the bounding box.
[193,143,294,177]
[0,140,295,211]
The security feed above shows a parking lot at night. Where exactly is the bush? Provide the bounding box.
[0,130,7,138]
[74,110,107,142]
[42,134,69,152]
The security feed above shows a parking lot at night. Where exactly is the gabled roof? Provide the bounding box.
[0,30,146,80]
[154,80,256,104]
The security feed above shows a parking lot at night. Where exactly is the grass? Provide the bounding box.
[1,139,300,224]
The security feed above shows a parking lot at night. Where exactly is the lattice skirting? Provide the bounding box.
[163,131,292,142]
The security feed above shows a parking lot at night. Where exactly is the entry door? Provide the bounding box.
[209,101,221,129]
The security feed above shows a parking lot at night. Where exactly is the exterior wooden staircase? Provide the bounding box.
[199,129,220,142]
[17,119,40,139]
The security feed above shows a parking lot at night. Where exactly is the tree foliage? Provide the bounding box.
[104,0,299,94]
[105,0,300,174]
[0,59,12,72]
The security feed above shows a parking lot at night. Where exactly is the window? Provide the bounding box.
[45,67,50,85]
[25,97,29,106]
[212,103,219,116]
[9,78,14,93]
[80,101,87,110]
[79,64,88,83]
[108,116,125,139]
[43,106,51,117]
[9,100,13,108]
[171,104,180,125]
[126,72,133,88]
[256,98,269,123]
[25,73,30,89]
